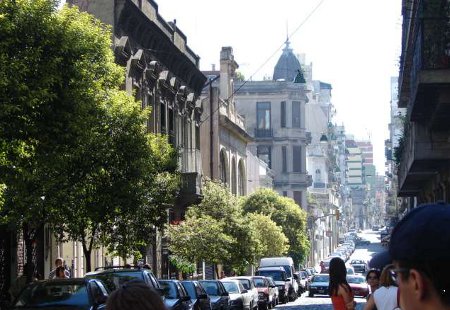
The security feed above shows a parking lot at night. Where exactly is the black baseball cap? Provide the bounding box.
[389,202,450,262]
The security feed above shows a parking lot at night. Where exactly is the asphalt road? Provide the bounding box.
[274,230,383,310]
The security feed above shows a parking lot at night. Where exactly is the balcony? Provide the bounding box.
[397,122,450,196]
[398,0,450,130]
[254,128,273,138]
[178,149,202,203]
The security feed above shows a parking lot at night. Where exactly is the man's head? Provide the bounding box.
[55,257,64,267]
[389,203,450,310]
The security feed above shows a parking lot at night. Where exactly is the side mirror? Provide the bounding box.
[293,274,298,280]
[285,277,292,282]
[242,289,248,294]
[198,294,208,299]
[222,291,229,297]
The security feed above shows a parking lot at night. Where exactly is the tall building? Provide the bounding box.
[234,40,311,208]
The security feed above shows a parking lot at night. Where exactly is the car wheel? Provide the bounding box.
[308,291,313,297]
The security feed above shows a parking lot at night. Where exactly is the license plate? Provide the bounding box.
[318,289,324,294]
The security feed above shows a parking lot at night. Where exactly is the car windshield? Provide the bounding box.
[347,268,355,275]
[200,281,219,296]
[351,260,365,264]
[312,275,329,283]
[253,278,266,288]
[15,282,89,307]
[256,271,284,282]
[347,277,365,284]
[182,282,196,299]
[222,282,239,293]
[86,271,144,292]
[237,279,251,290]
[160,281,178,299]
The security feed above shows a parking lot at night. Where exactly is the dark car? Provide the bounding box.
[181,280,212,310]
[159,280,193,310]
[85,266,161,294]
[11,278,108,310]
[308,274,330,297]
[199,280,229,310]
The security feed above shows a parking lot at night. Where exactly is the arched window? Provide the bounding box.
[219,150,228,185]
[231,158,237,195]
[238,160,246,196]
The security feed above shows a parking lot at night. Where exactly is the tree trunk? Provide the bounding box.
[82,241,92,273]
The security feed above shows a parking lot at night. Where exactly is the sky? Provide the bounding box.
[60,0,402,174]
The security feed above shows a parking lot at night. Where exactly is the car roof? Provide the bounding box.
[34,278,88,285]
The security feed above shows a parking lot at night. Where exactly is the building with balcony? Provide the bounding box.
[64,0,206,278]
[200,47,253,196]
[234,40,311,208]
[397,0,450,203]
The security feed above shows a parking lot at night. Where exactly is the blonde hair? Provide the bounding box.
[379,264,396,287]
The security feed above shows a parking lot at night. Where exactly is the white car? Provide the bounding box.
[223,277,258,310]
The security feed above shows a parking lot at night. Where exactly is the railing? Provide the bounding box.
[254,128,273,138]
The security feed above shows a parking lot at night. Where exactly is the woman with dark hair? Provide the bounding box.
[329,257,355,310]
[106,280,166,310]
[363,264,399,310]
[366,269,381,299]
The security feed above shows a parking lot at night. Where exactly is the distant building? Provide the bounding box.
[234,40,311,208]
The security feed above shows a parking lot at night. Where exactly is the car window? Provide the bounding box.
[182,282,196,299]
[256,271,284,281]
[347,277,365,284]
[222,281,239,293]
[312,275,329,282]
[200,281,219,296]
[86,271,144,292]
[253,278,266,288]
[15,282,89,307]
[160,281,178,299]
[238,279,251,290]
[177,282,188,297]
[145,272,160,289]
[89,282,106,305]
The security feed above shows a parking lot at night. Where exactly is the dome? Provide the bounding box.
[273,40,302,82]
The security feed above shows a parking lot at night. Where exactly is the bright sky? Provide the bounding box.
[157,0,402,174]
[60,0,402,174]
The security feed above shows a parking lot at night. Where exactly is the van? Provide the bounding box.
[255,266,289,304]
[258,257,298,301]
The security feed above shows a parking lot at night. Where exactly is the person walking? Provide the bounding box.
[366,269,381,299]
[48,257,70,279]
[389,203,450,310]
[329,257,355,310]
[363,264,398,310]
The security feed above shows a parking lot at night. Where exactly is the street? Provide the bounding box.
[276,229,383,309]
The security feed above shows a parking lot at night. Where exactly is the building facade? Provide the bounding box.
[65,0,206,278]
[234,41,311,208]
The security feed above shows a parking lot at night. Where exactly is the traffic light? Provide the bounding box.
[336,209,340,221]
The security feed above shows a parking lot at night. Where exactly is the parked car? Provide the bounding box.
[254,267,288,304]
[296,271,308,293]
[349,259,368,274]
[220,279,247,310]
[258,257,298,301]
[308,274,330,297]
[346,275,369,298]
[251,276,277,310]
[222,277,258,310]
[159,279,193,310]
[85,265,162,294]
[265,277,279,307]
[181,280,212,310]
[11,278,108,309]
[199,280,230,310]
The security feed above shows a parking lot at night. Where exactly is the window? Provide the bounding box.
[280,101,286,128]
[160,102,166,133]
[282,146,287,173]
[293,146,302,172]
[293,191,302,206]
[257,102,271,129]
[195,124,200,150]
[257,145,272,169]
[238,160,246,196]
[231,158,237,195]
[168,108,175,145]
[283,191,288,197]
[220,150,227,185]
[292,101,301,128]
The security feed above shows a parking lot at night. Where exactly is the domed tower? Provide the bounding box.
[273,39,304,82]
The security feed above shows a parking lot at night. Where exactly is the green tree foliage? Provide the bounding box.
[241,188,310,266]
[0,0,178,271]
[247,213,289,258]
[168,180,261,275]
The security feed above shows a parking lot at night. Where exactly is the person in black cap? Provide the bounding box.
[389,202,450,310]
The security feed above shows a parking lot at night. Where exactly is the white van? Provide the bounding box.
[258,257,298,301]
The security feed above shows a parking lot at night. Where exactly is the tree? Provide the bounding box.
[0,1,179,271]
[247,213,289,258]
[241,188,310,266]
[168,179,260,275]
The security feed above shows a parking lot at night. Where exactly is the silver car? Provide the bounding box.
[223,277,258,310]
